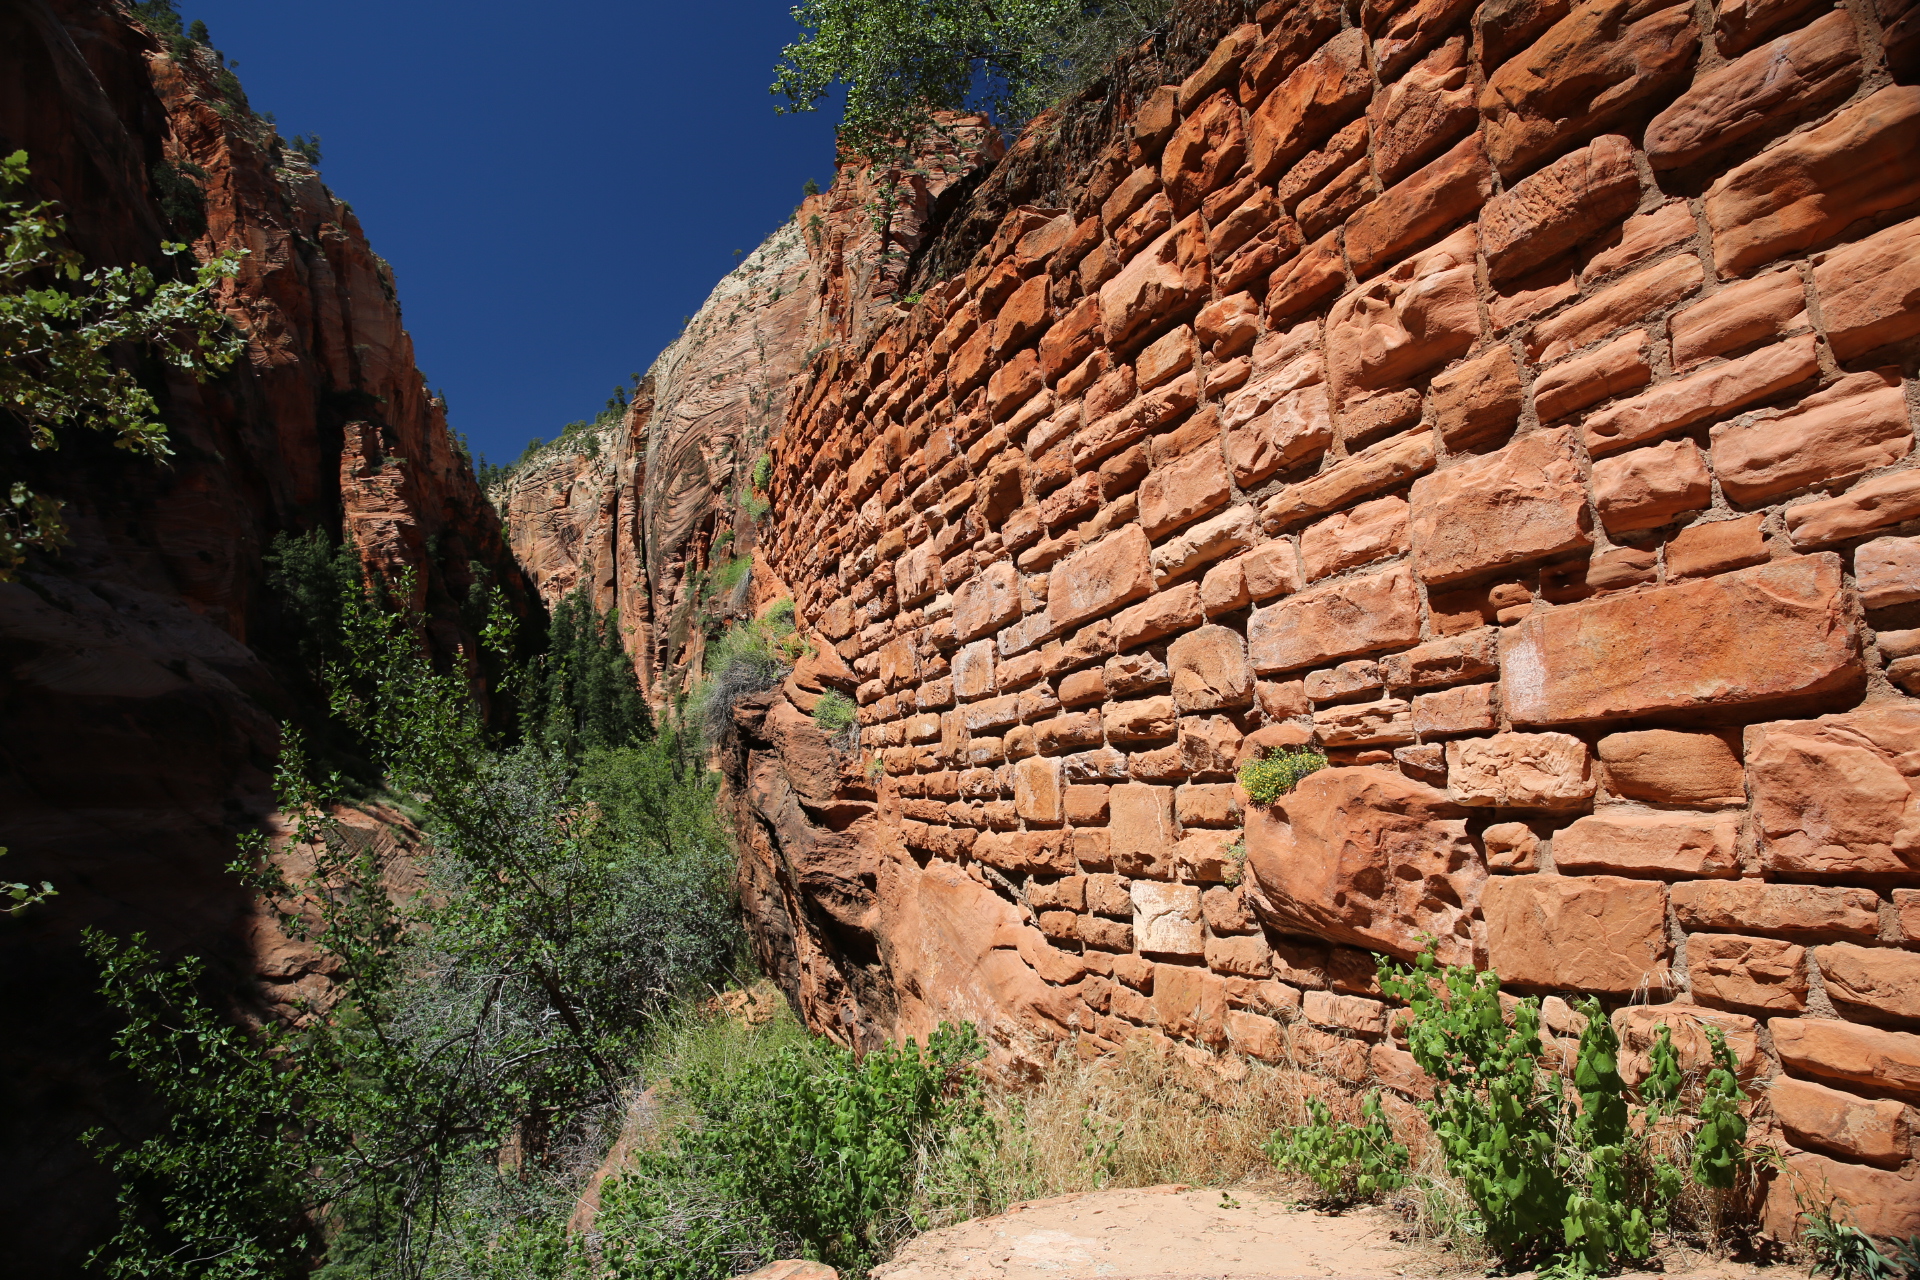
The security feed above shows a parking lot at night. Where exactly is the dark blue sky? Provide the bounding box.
[184,0,842,468]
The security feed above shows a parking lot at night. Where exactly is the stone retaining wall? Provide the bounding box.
[745,0,1920,1236]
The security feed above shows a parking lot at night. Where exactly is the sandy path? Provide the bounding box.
[868,1185,1776,1280]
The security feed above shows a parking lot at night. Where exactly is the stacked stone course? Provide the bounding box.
[743,0,1920,1236]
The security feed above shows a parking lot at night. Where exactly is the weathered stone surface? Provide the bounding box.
[1110,782,1176,876]
[1484,875,1671,992]
[1301,496,1410,582]
[1666,515,1769,580]
[1447,732,1596,808]
[1554,811,1740,877]
[1501,554,1858,724]
[1382,628,1499,690]
[1816,943,1920,1023]
[1532,254,1704,363]
[1481,135,1641,281]
[1167,624,1253,712]
[1786,471,1920,548]
[1046,525,1154,632]
[1131,881,1204,956]
[1413,683,1499,737]
[1152,505,1259,586]
[1747,706,1920,875]
[1430,346,1523,450]
[1593,439,1711,533]
[1162,91,1246,216]
[1857,536,1920,610]
[1646,10,1860,171]
[1261,430,1436,528]
[1410,427,1593,583]
[1248,29,1373,181]
[1764,1151,1920,1239]
[1532,330,1651,422]
[1315,698,1416,745]
[1772,1075,1911,1167]
[1104,695,1178,743]
[1585,333,1817,457]
[1248,564,1423,674]
[1771,1016,1920,1098]
[1326,229,1481,406]
[1614,1004,1765,1087]
[1710,371,1911,506]
[1689,933,1809,1012]
[1671,269,1809,368]
[1370,37,1477,184]
[1705,85,1920,276]
[1346,135,1494,278]
[1598,729,1745,805]
[1100,215,1210,348]
[1244,766,1482,964]
[1013,754,1065,824]
[1140,448,1232,537]
[1112,583,1204,650]
[1673,880,1880,936]
[1485,821,1540,870]
[1479,0,1699,178]
[1813,216,1920,359]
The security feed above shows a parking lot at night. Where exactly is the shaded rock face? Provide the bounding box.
[711,0,1920,1236]
[0,1,525,1269]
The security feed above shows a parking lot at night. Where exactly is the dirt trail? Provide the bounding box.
[869,1185,1772,1280]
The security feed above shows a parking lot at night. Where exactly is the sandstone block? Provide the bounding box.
[1248,29,1372,181]
[1771,1075,1910,1167]
[1381,628,1499,689]
[1327,228,1481,400]
[1710,371,1911,506]
[1671,269,1808,368]
[1265,230,1347,321]
[1666,514,1769,580]
[1261,430,1436,528]
[954,560,1023,642]
[1244,766,1481,964]
[1690,933,1808,1012]
[1479,0,1698,178]
[1179,715,1245,777]
[1771,1015,1920,1098]
[1705,86,1920,276]
[1226,383,1333,488]
[1346,134,1493,278]
[1201,882,1257,932]
[1484,874,1671,993]
[1081,915,1134,951]
[1585,333,1817,456]
[1153,963,1228,1045]
[1305,659,1383,702]
[1447,732,1595,808]
[1593,439,1712,534]
[1485,821,1540,871]
[1816,943,1920,1023]
[1501,554,1858,725]
[1162,91,1246,216]
[1064,783,1110,825]
[1857,536,1920,611]
[1533,330,1652,422]
[1168,624,1254,712]
[1106,649,1170,696]
[1673,879,1879,937]
[1410,426,1593,584]
[1303,988,1388,1035]
[1532,254,1704,363]
[1227,1009,1286,1062]
[1101,216,1211,349]
[1112,583,1203,652]
[1256,678,1309,719]
[1481,134,1641,282]
[1104,695,1177,743]
[1764,1150,1920,1240]
[1058,667,1106,708]
[1413,683,1499,737]
[1140,448,1231,538]
[1554,812,1738,877]
[1747,705,1920,876]
[1613,1004,1765,1088]
[1173,827,1240,881]
[1788,470,1920,548]
[1813,216,1920,359]
[1200,558,1250,616]
[1598,729,1744,805]
[1132,882,1204,956]
[1178,782,1242,828]
[1047,525,1154,633]
[1582,201,1695,279]
[1647,10,1859,171]
[1431,346,1523,450]
[1291,1024,1373,1081]
[1014,754,1065,824]
[1087,872,1135,917]
[1111,782,1176,876]
[1369,37,1476,185]
[1301,496,1410,582]
[1205,933,1275,978]
[1248,563,1423,674]
[1315,698,1416,746]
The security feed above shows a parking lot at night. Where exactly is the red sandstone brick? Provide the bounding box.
[1813,216,1920,359]
[1706,86,1920,276]
[1226,383,1332,488]
[1484,874,1671,993]
[1047,525,1154,633]
[1816,943,1920,1022]
[1530,254,1704,362]
[1557,811,1740,877]
[1747,706,1920,877]
[1586,333,1818,455]
[1240,539,1300,602]
[1264,229,1346,320]
[1314,697,1415,746]
[1139,448,1231,538]
[1771,1075,1910,1167]
[1346,135,1493,279]
[1412,682,1498,737]
[1263,431,1436,529]
[1430,346,1523,451]
[1300,496,1410,582]
[1712,370,1911,506]
[1593,439,1712,534]
[1857,535,1920,610]
[1168,624,1253,712]
[1691,933,1809,1012]
[1410,426,1592,584]
[1327,228,1481,401]
[1162,91,1247,217]
[1672,269,1808,368]
[1369,37,1476,185]
[1248,563,1423,674]
[1502,554,1857,724]
[1672,880,1879,937]
[1447,731,1595,808]
[1381,628,1498,689]
[1666,514,1768,579]
[1581,201,1696,279]
[1787,470,1920,548]
[1773,1015,1920,1097]
[1481,134,1641,282]
[1533,330,1652,422]
[1247,29,1371,181]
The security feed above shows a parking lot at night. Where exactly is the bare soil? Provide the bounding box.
[869,1185,1779,1280]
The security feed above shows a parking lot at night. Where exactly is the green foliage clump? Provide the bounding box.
[811,689,858,738]
[1690,1027,1747,1189]
[1376,952,1752,1276]
[523,588,652,759]
[2,846,55,916]
[1265,1093,1408,1209]
[696,601,803,740]
[1802,1206,1900,1280]
[601,1023,989,1277]
[151,159,209,239]
[1236,747,1325,805]
[2,149,244,578]
[751,452,773,493]
[263,528,361,672]
[288,134,322,165]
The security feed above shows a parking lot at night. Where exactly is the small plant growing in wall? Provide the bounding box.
[812,689,858,739]
[1236,747,1326,805]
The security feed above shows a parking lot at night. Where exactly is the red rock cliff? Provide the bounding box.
[736,0,1920,1238]
[0,2,527,1270]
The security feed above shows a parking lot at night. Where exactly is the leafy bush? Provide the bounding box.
[289,133,323,165]
[751,453,773,492]
[524,588,652,758]
[1803,1205,1899,1280]
[695,606,803,741]
[811,689,857,737]
[1237,747,1325,805]
[1265,1093,1408,1209]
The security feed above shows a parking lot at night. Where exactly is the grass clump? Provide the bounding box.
[810,689,857,738]
[1237,747,1326,805]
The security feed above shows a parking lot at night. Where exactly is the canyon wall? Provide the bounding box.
[0,2,526,1271]
[733,0,1920,1236]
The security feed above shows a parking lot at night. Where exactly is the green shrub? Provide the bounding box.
[1803,1204,1899,1280]
[751,453,773,492]
[812,689,857,737]
[1236,748,1325,805]
[1265,1093,1408,1208]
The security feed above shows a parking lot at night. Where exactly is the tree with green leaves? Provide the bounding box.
[1,149,245,578]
